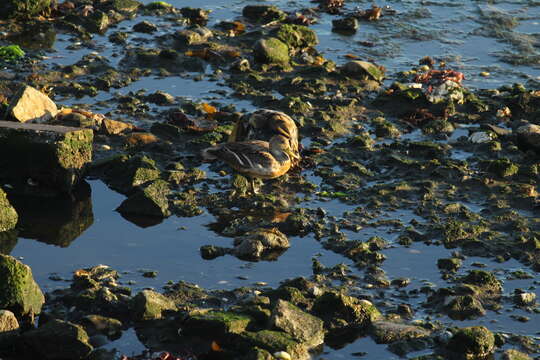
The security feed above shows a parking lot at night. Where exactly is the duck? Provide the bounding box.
[202,135,299,193]
[230,109,300,165]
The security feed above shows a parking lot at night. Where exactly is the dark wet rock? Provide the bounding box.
[95,155,160,194]
[67,10,110,34]
[373,117,401,138]
[180,7,210,25]
[437,258,462,272]
[516,123,540,153]
[273,24,318,53]
[0,121,93,194]
[242,5,286,24]
[446,326,495,360]
[332,17,359,33]
[174,27,212,48]
[0,189,17,232]
[269,299,324,347]
[19,319,93,360]
[79,314,122,339]
[501,349,532,360]
[0,255,44,322]
[445,295,486,320]
[183,310,252,338]
[342,61,385,82]
[133,20,158,33]
[254,37,290,66]
[265,286,310,309]
[6,85,58,123]
[0,0,51,19]
[233,228,290,260]
[132,290,176,321]
[109,31,129,45]
[370,321,430,344]
[116,179,171,218]
[312,292,381,330]
[146,90,175,105]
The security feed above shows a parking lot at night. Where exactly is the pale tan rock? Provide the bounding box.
[7,85,58,123]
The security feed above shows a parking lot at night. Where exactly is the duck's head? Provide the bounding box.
[270,135,300,162]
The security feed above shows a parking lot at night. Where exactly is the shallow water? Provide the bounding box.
[3,0,540,358]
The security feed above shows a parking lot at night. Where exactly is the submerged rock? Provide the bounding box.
[332,17,359,33]
[0,189,17,232]
[312,292,381,330]
[0,121,93,194]
[19,319,93,360]
[6,85,58,123]
[0,255,44,322]
[242,5,286,24]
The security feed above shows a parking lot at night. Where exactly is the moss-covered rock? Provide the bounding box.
[0,189,17,232]
[502,349,532,360]
[273,24,318,52]
[116,179,171,218]
[312,292,381,330]
[97,155,160,194]
[240,330,309,360]
[445,295,486,320]
[484,158,519,178]
[0,255,44,321]
[183,310,253,338]
[446,326,495,359]
[0,0,52,19]
[370,321,430,344]
[132,290,177,321]
[254,37,290,66]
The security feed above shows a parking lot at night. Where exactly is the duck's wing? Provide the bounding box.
[212,141,273,170]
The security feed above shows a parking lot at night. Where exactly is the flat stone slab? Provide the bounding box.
[0,121,93,194]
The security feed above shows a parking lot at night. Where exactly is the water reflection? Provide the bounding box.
[8,181,93,247]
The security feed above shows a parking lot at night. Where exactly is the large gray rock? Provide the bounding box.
[0,188,17,232]
[20,319,93,360]
[132,290,176,321]
[0,121,93,194]
[0,255,44,321]
[269,299,324,347]
[7,85,58,123]
[516,123,540,153]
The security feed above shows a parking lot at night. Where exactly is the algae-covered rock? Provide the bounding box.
[445,295,486,320]
[7,85,58,123]
[0,255,44,321]
[242,5,286,24]
[183,310,252,338]
[97,155,160,194]
[254,37,290,65]
[116,179,171,218]
[484,158,519,178]
[0,189,17,232]
[0,0,52,19]
[240,330,309,360]
[269,299,324,347]
[332,17,359,33]
[19,319,93,360]
[132,290,176,321]
[446,326,495,359]
[273,24,318,52]
[312,292,381,329]
[0,121,93,194]
[111,0,141,13]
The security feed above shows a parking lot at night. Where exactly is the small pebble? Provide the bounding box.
[479,71,490,77]
[274,351,291,360]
